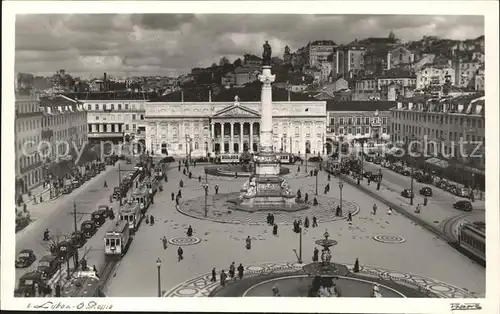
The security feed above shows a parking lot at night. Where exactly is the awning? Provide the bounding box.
[424,157,449,169]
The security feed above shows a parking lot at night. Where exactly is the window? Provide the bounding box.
[132,114,136,120]
[88,104,92,110]
[348,118,353,125]
[111,104,115,110]
[125,104,129,110]
[126,124,129,130]
[330,118,335,125]
[95,104,99,110]
[339,128,344,134]
[133,124,136,130]
[382,117,387,125]
[383,127,387,134]
[339,118,344,125]
[140,114,144,120]
[118,104,122,110]
[178,144,183,150]
[347,128,352,134]
[365,117,370,125]
[356,127,361,134]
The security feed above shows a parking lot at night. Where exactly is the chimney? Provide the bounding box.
[209,90,212,102]
[387,52,391,70]
[103,72,107,92]
[410,53,415,64]
[397,102,403,110]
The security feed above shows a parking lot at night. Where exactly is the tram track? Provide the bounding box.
[98,259,121,295]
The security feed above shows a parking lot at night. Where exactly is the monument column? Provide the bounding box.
[258,67,276,154]
[250,122,254,152]
[240,123,244,151]
[230,121,234,153]
[220,122,225,152]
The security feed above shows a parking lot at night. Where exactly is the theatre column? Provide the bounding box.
[240,123,244,152]
[211,122,215,152]
[220,122,225,152]
[230,122,234,153]
[250,122,254,152]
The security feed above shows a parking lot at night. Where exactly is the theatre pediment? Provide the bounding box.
[213,105,260,118]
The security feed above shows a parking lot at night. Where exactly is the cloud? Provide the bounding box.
[15,14,484,77]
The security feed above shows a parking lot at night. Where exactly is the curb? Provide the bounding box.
[338,174,448,242]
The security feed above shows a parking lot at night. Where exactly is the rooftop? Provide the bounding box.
[310,40,336,46]
[63,91,154,101]
[326,100,395,112]
[40,95,82,106]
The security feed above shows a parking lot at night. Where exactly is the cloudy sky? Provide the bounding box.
[15,14,484,78]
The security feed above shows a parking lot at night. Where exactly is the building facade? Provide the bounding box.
[390,96,485,182]
[335,45,366,78]
[144,98,327,157]
[452,57,481,88]
[308,40,336,68]
[325,101,393,148]
[475,66,485,91]
[388,46,414,69]
[15,94,44,194]
[416,64,455,90]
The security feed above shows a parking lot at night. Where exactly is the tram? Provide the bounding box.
[118,200,142,232]
[104,220,132,261]
[458,222,485,264]
[143,177,159,196]
[276,153,292,164]
[132,185,151,213]
[325,158,341,175]
[216,153,240,164]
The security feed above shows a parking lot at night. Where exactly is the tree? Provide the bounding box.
[388,30,396,40]
[233,58,243,68]
[219,56,230,66]
[211,63,217,68]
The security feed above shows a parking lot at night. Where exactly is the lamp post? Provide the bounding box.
[298,226,303,264]
[156,258,162,297]
[202,183,209,217]
[315,167,319,195]
[407,135,416,206]
[338,181,344,212]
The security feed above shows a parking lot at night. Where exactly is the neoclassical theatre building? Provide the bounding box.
[144,97,327,158]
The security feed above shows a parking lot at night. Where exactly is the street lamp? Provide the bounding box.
[338,181,344,212]
[202,183,209,217]
[156,258,162,297]
[315,167,319,195]
[407,135,416,206]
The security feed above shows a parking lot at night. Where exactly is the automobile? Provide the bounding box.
[15,249,36,268]
[71,180,81,189]
[453,200,473,211]
[415,173,433,184]
[394,166,404,173]
[126,158,132,164]
[97,205,113,218]
[374,159,382,165]
[16,271,44,297]
[446,185,458,194]
[363,171,372,179]
[308,156,323,163]
[436,180,449,190]
[369,174,382,182]
[90,170,97,178]
[98,162,106,171]
[81,220,97,238]
[62,186,73,194]
[82,174,90,182]
[419,186,433,197]
[91,209,107,227]
[400,169,411,176]
[55,241,77,262]
[70,231,86,248]
[160,156,175,163]
[293,155,303,163]
[37,255,59,280]
[455,187,471,198]
[119,154,126,160]
[401,189,414,198]
[113,187,123,199]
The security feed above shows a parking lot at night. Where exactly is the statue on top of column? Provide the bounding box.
[262,41,272,66]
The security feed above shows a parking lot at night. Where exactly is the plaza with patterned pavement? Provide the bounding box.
[105,162,485,298]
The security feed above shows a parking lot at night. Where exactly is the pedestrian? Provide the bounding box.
[234,172,238,179]
[187,225,193,237]
[161,236,168,250]
[220,270,227,286]
[357,177,360,185]
[177,189,182,198]
[415,204,421,214]
[215,185,219,195]
[310,170,313,177]
[367,178,371,186]
[328,174,331,181]
[304,216,309,228]
[150,215,155,225]
[145,215,150,224]
[372,204,377,215]
[246,236,252,249]
[313,197,318,206]
[40,195,43,203]
[93,265,99,277]
[347,211,352,222]
[470,191,475,202]
[211,268,217,282]
[312,247,319,262]
[387,207,393,215]
[171,192,175,201]
[177,246,184,261]
[188,172,192,179]
[272,284,280,296]
[304,193,309,204]
[179,179,184,188]
[273,223,278,236]
[198,176,201,183]
[229,262,236,279]
[312,216,318,227]
[423,196,428,206]
[267,213,271,225]
[297,165,300,174]
[297,189,302,199]
[183,168,186,175]
[237,263,244,280]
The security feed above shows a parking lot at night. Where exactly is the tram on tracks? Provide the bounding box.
[104,220,132,261]
[325,158,341,175]
[143,177,159,196]
[63,274,105,297]
[458,221,485,265]
[118,200,142,232]
[276,153,293,164]
[216,153,240,164]
[132,184,151,213]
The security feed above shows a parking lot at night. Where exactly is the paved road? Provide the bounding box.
[106,163,485,297]
[362,161,485,232]
[14,159,137,289]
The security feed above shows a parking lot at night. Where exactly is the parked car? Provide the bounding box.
[394,166,404,173]
[37,255,59,280]
[91,210,106,227]
[98,205,113,218]
[446,185,458,194]
[370,174,382,182]
[71,179,81,189]
[453,200,473,211]
[400,169,411,176]
[455,187,470,198]
[363,171,372,179]
[70,231,86,248]
[62,186,73,194]
[15,249,36,268]
[81,220,97,238]
[419,186,433,197]
[401,189,414,198]
[415,173,433,184]
[308,156,323,162]
[55,241,77,262]
[374,159,382,165]
[160,156,175,163]
[436,180,449,190]
[119,154,126,160]
[126,157,132,164]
